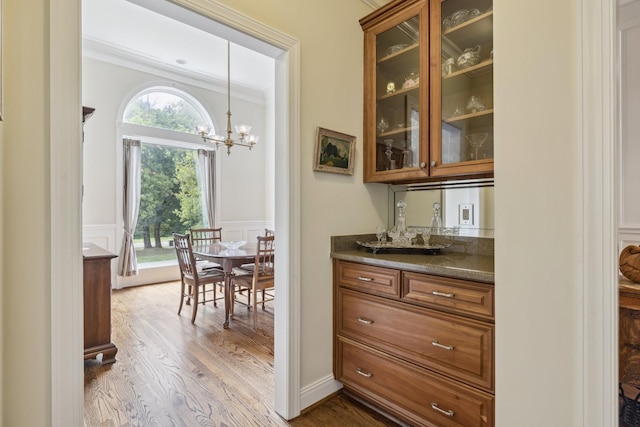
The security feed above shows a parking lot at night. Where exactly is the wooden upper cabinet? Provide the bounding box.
[361,0,429,183]
[360,0,493,183]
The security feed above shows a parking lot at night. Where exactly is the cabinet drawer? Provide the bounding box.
[338,288,493,391]
[337,337,494,427]
[403,272,494,321]
[335,260,400,297]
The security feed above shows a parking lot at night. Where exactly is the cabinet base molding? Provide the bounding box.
[84,343,118,364]
[343,390,412,427]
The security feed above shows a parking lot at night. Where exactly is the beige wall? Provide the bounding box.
[494,0,581,425]
[0,1,613,427]
[3,0,53,425]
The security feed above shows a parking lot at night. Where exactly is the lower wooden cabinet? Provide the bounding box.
[334,259,495,426]
[83,243,118,364]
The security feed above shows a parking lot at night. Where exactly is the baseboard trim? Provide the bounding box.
[299,375,343,411]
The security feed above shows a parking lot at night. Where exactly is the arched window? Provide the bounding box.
[123,87,211,134]
[122,86,216,267]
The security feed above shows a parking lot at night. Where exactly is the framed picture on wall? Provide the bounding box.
[313,127,356,175]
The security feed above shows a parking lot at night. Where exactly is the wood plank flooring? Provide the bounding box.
[84,281,398,427]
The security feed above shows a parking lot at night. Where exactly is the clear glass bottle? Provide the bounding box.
[430,202,443,235]
[384,139,394,170]
[396,200,408,236]
[402,140,412,168]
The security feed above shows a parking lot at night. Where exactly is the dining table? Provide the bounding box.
[192,241,257,328]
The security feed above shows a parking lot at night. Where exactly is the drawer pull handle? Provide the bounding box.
[356,316,374,324]
[432,290,454,298]
[356,367,372,378]
[356,275,374,282]
[431,402,455,417]
[432,340,454,351]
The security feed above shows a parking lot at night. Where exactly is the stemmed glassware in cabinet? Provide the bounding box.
[375,227,386,243]
[377,117,389,134]
[466,133,488,160]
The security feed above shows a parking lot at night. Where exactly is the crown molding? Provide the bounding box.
[82,37,269,105]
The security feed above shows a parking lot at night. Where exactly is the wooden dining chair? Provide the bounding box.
[231,235,275,329]
[173,233,225,324]
[189,227,224,305]
[190,227,222,246]
[235,228,275,275]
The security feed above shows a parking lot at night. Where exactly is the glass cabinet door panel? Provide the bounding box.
[433,0,493,171]
[374,15,421,172]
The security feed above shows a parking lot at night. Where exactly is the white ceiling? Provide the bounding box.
[82,0,276,92]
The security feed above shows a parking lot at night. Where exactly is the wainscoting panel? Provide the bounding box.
[218,221,275,242]
[83,224,119,286]
[83,224,118,253]
[619,228,640,254]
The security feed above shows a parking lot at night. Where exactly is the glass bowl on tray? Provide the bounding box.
[220,241,247,251]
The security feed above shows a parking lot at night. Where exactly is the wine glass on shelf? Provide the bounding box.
[377,117,389,134]
[465,133,488,160]
[375,227,386,244]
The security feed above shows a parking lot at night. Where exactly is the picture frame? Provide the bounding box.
[313,127,356,175]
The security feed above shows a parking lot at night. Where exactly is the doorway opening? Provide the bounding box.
[81,0,301,420]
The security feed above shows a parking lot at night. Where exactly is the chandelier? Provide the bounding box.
[197,41,258,155]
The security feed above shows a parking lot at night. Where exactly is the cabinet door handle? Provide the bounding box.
[356,367,372,378]
[356,316,374,324]
[431,402,454,417]
[431,290,454,298]
[356,275,374,282]
[432,340,454,351]
[430,160,437,167]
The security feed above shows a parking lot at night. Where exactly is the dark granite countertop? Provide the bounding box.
[331,234,494,284]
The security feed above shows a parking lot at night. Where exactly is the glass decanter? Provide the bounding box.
[391,200,411,244]
[401,140,413,168]
[430,202,443,235]
[384,139,394,170]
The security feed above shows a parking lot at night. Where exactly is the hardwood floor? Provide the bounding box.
[84,281,398,426]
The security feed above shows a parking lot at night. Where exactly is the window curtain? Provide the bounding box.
[197,149,216,227]
[118,138,142,276]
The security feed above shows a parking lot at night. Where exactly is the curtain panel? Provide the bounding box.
[197,149,216,228]
[118,138,142,276]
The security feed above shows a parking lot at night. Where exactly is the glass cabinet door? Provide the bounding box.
[431,0,493,176]
[362,1,429,183]
[375,16,421,173]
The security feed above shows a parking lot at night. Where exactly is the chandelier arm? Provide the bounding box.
[197,40,258,155]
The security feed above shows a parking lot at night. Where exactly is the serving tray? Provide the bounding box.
[356,240,446,255]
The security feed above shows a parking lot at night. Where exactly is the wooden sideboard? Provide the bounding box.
[619,276,640,426]
[334,259,495,426]
[83,243,118,364]
[620,276,640,385]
